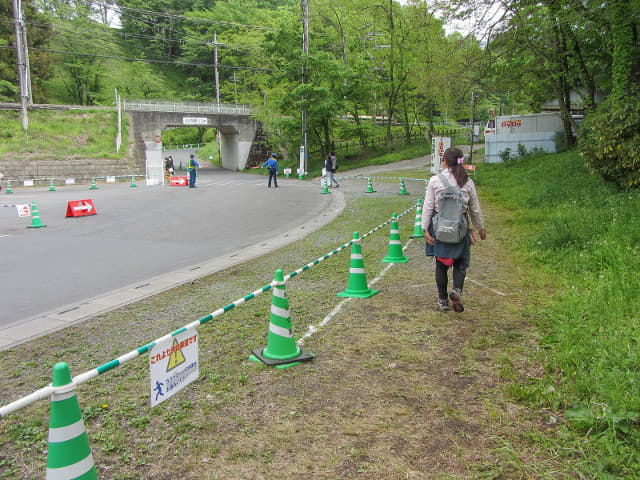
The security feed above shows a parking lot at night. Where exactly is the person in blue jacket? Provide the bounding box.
[188,154,199,188]
[261,152,278,188]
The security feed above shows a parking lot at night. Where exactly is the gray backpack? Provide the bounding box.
[432,173,468,244]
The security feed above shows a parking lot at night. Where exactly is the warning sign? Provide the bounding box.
[430,137,451,176]
[149,329,199,407]
[16,205,30,217]
[66,199,97,217]
[170,176,188,186]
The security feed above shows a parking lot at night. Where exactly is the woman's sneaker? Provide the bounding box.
[449,288,464,313]
[438,298,450,311]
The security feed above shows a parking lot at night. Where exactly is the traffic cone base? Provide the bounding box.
[336,286,378,298]
[381,254,408,263]
[250,348,314,369]
[250,269,314,369]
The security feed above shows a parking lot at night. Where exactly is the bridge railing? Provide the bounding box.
[123,99,252,116]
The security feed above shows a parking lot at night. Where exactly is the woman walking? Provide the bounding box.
[421,147,486,312]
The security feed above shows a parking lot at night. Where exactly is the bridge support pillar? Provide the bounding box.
[219,121,257,171]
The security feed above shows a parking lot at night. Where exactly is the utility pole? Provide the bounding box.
[232,71,237,105]
[12,0,31,130]
[301,0,309,173]
[469,91,478,164]
[115,88,121,153]
[213,32,223,105]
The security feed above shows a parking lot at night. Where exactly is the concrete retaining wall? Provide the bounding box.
[0,112,144,183]
[0,158,141,182]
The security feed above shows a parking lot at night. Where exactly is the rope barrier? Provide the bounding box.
[0,201,418,419]
[0,174,145,186]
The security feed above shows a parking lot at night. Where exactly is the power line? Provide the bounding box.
[2,17,275,63]
[26,46,277,72]
[114,4,284,32]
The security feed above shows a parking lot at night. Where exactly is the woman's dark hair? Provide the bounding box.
[442,146,468,187]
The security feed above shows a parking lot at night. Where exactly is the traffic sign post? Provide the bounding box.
[149,329,199,407]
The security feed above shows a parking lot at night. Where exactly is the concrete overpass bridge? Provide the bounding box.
[124,99,259,180]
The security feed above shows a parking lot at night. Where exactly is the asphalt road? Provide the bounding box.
[0,166,344,349]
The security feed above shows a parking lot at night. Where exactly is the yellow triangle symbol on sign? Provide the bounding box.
[167,338,186,371]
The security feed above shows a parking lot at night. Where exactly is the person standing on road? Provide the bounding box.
[261,152,279,188]
[188,154,199,188]
[421,146,486,313]
[324,152,339,188]
[164,156,174,183]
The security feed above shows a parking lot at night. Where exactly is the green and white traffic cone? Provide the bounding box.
[398,178,409,195]
[321,178,330,194]
[130,176,137,187]
[49,180,56,192]
[46,362,98,480]
[337,232,378,298]
[250,269,314,369]
[6,180,13,194]
[382,213,408,263]
[365,177,376,193]
[90,178,97,190]
[410,199,425,238]
[27,201,46,229]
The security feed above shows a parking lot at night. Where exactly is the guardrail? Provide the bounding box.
[123,99,253,116]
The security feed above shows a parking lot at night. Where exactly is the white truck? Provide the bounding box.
[484,112,564,162]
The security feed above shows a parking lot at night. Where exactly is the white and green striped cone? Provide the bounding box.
[398,178,409,195]
[337,232,378,298]
[6,180,13,194]
[49,180,56,192]
[46,362,97,480]
[382,213,409,263]
[250,269,314,369]
[130,176,137,187]
[410,199,425,238]
[365,177,376,193]
[90,178,97,190]
[27,201,46,229]
[321,178,330,194]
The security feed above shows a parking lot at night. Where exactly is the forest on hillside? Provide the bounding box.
[1,0,638,183]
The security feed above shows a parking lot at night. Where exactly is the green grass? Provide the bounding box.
[1,132,638,477]
[481,150,640,478]
[0,110,127,159]
[249,142,430,178]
